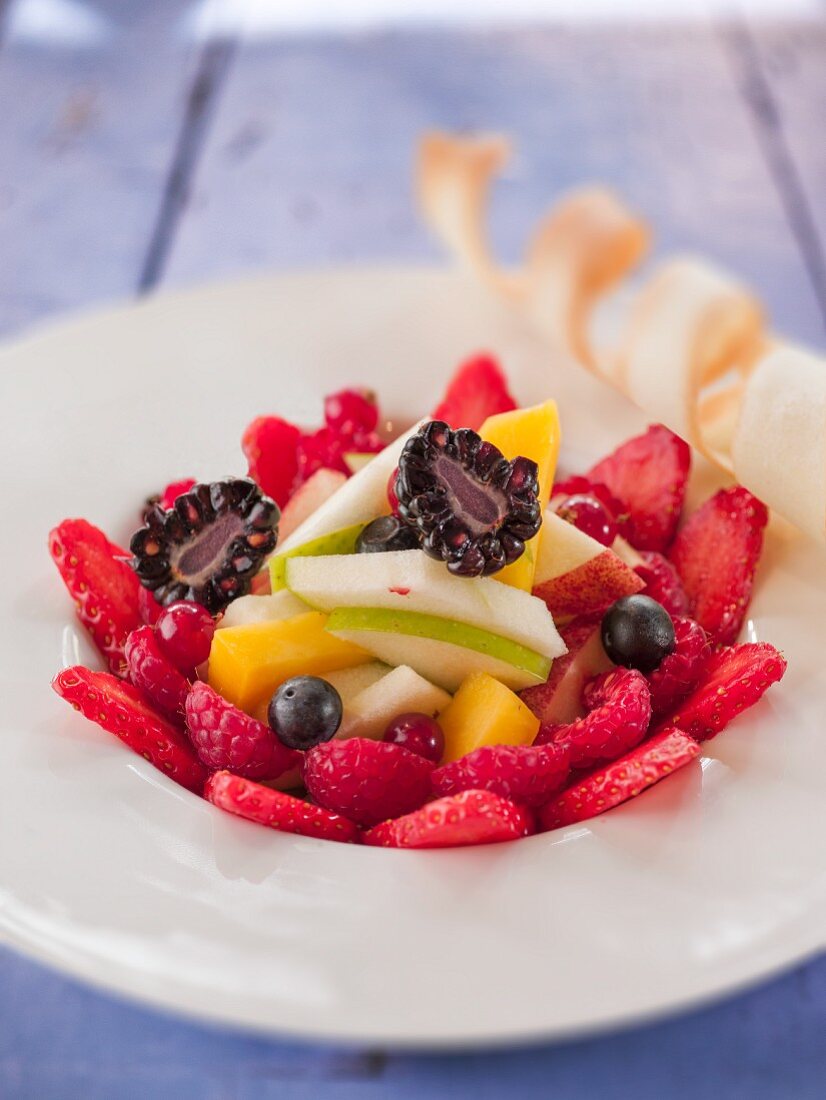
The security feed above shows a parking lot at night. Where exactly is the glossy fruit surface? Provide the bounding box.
[382,712,444,763]
[324,387,379,437]
[601,595,675,672]
[268,675,343,750]
[557,493,618,547]
[355,515,421,553]
[155,600,215,675]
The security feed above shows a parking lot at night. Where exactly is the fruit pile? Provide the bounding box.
[49,355,786,848]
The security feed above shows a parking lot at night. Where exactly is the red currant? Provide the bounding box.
[324,388,378,438]
[383,712,444,763]
[155,600,215,676]
[557,494,618,547]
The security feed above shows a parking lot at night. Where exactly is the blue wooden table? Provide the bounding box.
[1,2,824,1095]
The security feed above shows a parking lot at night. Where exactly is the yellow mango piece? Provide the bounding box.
[438,671,540,763]
[479,400,561,591]
[208,612,370,715]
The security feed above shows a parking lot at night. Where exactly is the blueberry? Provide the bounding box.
[356,515,421,553]
[601,595,676,673]
[267,676,342,750]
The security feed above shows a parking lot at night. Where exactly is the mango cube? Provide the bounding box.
[438,671,540,763]
[479,400,561,591]
[208,612,369,715]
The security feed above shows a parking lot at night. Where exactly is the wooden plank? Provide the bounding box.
[0,0,226,334]
[161,24,825,346]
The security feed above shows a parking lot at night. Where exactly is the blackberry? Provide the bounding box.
[356,515,422,554]
[129,478,279,613]
[394,420,541,577]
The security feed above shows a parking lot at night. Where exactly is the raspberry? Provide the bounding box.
[646,617,709,716]
[49,518,142,677]
[206,771,358,843]
[669,487,768,644]
[536,667,652,768]
[431,353,517,432]
[52,666,207,793]
[635,550,689,617]
[124,625,189,721]
[185,682,299,780]
[241,415,301,508]
[323,387,379,438]
[294,427,350,488]
[432,741,570,807]
[586,424,692,551]
[539,727,700,830]
[363,789,535,849]
[302,737,434,827]
[660,642,786,741]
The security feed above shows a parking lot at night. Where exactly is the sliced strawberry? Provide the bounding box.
[241,415,301,508]
[206,771,359,843]
[432,353,517,431]
[363,790,535,849]
[302,738,434,827]
[635,550,689,617]
[539,727,700,830]
[137,585,163,625]
[669,487,769,644]
[585,424,691,551]
[49,518,143,677]
[536,667,652,769]
[661,642,786,741]
[432,741,570,807]
[52,666,207,793]
[646,617,709,717]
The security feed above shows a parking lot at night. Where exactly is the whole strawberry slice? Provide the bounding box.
[125,625,190,721]
[661,642,786,741]
[669,487,768,644]
[302,737,434,827]
[241,415,301,508]
[540,727,700,830]
[635,550,689,617]
[185,681,299,780]
[586,424,691,551]
[363,790,535,849]
[49,519,143,677]
[431,353,517,431]
[206,770,358,843]
[647,617,709,717]
[52,666,207,793]
[536,667,652,769]
[432,742,570,807]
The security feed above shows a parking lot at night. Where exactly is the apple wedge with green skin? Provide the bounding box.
[269,523,365,591]
[286,550,565,659]
[533,512,644,621]
[278,468,348,542]
[218,588,309,629]
[337,664,452,740]
[326,607,553,692]
[520,615,613,725]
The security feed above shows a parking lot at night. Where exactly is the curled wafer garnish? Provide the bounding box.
[418,131,826,544]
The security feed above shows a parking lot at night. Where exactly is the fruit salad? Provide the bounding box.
[49,354,787,849]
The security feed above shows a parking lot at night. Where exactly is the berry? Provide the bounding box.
[129,478,279,614]
[302,737,434,827]
[363,789,535,849]
[387,467,401,514]
[355,515,421,554]
[241,416,301,508]
[660,642,786,741]
[395,420,541,577]
[432,741,570,807]
[646,617,709,717]
[431,353,517,432]
[539,727,700,830]
[155,600,215,676]
[635,550,689,617]
[294,427,350,487]
[138,585,163,625]
[142,479,198,523]
[536,667,652,768]
[324,387,379,438]
[601,594,675,672]
[185,682,299,779]
[552,475,629,527]
[267,676,343,751]
[124,625,190,721]
[586,424,692,551]
[52,666,207,793]
[349,429,384,455]
[668,487,768,645]
[383,712,444,763]
[206,771,358,843]
[556,494,618,547]
[49,518,142,677]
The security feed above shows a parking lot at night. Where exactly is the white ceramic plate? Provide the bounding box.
[0,269,824,1046]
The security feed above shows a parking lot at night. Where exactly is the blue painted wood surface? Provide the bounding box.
[0,3,824,1095]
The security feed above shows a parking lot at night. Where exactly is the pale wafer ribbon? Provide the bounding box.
[418,132,826,544]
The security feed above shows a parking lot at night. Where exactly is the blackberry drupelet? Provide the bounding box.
[394,420,542,577]
[355,515,422,553]
[129,478,279,613]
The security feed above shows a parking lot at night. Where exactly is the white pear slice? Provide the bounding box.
[337,665,452,740]
[323,661,391,705]
[279,468,348,542]
[218,589,309,630]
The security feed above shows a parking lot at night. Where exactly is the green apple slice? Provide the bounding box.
[269,523,364,591]
[326,607,552,692]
